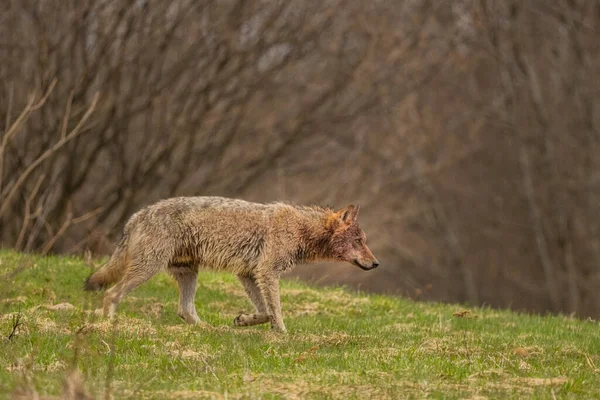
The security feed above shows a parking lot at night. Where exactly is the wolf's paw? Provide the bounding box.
[271,325,287,334]
[234,313,270,327]
[233,313,250,327]
[178,312,201,325]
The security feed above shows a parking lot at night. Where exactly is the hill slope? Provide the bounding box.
[0,250,599,399]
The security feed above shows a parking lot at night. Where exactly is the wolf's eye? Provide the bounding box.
[354,239,362,245]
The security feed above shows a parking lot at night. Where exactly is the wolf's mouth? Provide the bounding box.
[353,259,374,271]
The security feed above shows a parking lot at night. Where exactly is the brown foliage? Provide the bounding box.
[1,1,600,316]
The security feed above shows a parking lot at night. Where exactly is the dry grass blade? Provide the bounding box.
[7,308,23,341]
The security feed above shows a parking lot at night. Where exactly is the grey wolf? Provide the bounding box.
[84,196,379,332]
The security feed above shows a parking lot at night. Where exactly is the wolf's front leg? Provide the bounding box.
[237,275,267,313]
[255,273,286,333]
[234,275,271,328]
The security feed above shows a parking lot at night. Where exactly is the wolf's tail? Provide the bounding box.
[84,235,129,291]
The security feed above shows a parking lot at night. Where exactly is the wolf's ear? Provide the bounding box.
[337,204,360,224]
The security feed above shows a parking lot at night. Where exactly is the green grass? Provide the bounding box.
[0,249,599,399]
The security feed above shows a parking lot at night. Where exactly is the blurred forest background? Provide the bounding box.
[1,0,599,317]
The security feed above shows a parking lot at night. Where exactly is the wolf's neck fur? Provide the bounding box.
[292,206,336,264]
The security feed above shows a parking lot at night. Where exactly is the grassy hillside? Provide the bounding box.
[0,250,599,399]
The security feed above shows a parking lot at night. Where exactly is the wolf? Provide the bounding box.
[84,196,379,332]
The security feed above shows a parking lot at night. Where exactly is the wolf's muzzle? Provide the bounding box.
[354,259,379,271]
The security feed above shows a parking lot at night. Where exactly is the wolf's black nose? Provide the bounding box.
[372,260,380,268]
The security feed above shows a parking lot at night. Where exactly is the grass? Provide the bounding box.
[0,249,599,399]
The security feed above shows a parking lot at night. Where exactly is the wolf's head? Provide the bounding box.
[327,205,379,271]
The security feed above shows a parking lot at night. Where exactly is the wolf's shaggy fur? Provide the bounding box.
[84,196,378,332]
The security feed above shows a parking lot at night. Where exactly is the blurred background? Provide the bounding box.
[1,0,599,317]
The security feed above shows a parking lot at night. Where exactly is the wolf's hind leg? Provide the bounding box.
[234,275,270,328]
[102,259,163,318]
[171,266,201,325]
